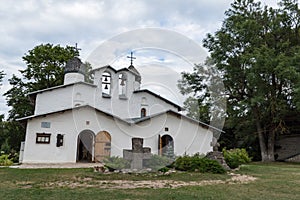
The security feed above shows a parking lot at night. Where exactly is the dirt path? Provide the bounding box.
[29,173,256,189]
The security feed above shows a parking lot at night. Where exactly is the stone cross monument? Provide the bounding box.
[123,138,151,170]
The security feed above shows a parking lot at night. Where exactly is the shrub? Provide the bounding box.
[103,156,130,171]
[222,148,251,169]
[0,154,13,166]
[143,154,174,171]
[6,149,19,163]
[0,139,11,154]
[171,154,226,174]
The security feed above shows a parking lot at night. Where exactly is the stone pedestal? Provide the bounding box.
[123,138,152,170]
[206,151,230,170]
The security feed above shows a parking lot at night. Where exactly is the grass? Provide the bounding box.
[0,162,300,200]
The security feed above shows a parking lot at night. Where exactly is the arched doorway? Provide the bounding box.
[160,135,174,158]
[77,130,94,162]
[141,108,146,117]
[94,131,111,162]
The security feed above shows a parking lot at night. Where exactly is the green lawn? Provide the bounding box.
[0,162,300,200]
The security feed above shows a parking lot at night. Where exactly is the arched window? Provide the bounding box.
[119,73,127,98]
[141,108,146,117]
[102,71,111,97]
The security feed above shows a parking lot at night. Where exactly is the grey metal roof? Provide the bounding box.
[133,89,183,111]
[27,82,96,96]
[17,105,223,133]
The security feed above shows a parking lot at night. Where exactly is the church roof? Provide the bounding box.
[131,110,224,133]
[92,65,141,77]
[91,65,117,73]
[17,104,223,133]
[17,104,129,125]
[128,65,140,76]
[27,81,96,96]
[133,89,183,111]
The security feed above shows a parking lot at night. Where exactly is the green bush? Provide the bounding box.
[222,148,251,169]
[143,154,174,171]
[0,139,11,154]
[103,156,130,171]
[8,149,19,163]
[171,154,226,174]
[0,154,13,166]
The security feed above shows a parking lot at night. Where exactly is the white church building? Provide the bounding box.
[18,56,218,164]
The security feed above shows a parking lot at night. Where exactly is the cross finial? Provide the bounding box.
[127,51,136,66]
[75,43,82,52]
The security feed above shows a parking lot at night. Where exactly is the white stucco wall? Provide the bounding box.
[33,81,180,120]
[34,83,97,115]
[22,106,213,163]
[24,65,212,164]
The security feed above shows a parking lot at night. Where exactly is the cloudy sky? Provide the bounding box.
[0,0,279,118]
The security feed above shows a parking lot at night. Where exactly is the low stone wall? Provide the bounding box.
[275,134,300,161]
[286,154,300,163]
[206,151,230,170]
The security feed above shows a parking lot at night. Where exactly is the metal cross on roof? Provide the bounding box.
[75,43,81,52]
[127,51,136,66]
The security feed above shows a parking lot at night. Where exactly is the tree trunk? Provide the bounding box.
[266,130,275,162]
[256,120,269,161]
[256,120,275,162]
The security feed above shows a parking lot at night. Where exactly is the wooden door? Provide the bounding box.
[94,131,111,162]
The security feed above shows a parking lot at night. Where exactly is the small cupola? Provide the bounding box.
[64,57,85,85]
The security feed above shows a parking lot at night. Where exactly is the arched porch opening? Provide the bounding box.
[159,134,174,158]
[77,130,94,162]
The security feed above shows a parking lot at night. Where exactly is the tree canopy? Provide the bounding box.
[2,44,79,153]
[204,0,300,162]
[180,0,300,162]
[4,43,79,120]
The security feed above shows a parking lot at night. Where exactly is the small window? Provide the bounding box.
[41,122,51,128]
[165,127,169,132]
[141,97,147,105]
[56,134,64,147]
[36,133,51,144]
[141,108,146,117]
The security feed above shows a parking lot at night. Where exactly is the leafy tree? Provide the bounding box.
[83,62,94,83]
[3,44,79,152]
[21,43,79,92]
[178,58,227,136]
[201,0,300,162]
[178,58,226,142]
[4,43,79,120]
[5,75,33,120]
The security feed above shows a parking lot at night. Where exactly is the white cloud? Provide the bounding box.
[0,0,283,118]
